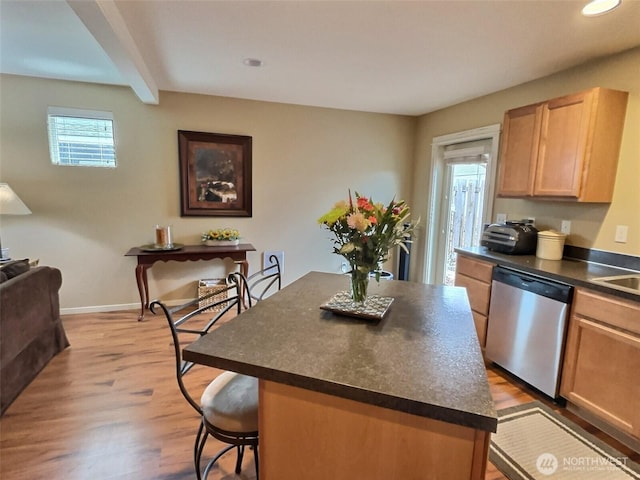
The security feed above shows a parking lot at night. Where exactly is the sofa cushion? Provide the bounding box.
[0,259,30,280]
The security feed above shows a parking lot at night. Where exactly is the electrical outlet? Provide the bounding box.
[263,250,284,273]
[615,225,628,243]
[561,220,571,235]
[496,213,507,224]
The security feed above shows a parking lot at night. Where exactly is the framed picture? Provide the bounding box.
[178,130,252,217]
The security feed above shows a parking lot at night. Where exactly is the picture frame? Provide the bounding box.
[178,130,252,217]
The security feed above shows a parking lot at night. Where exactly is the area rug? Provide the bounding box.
[490,401,640,479]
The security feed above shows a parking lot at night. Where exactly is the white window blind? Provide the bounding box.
[47,107,116,167]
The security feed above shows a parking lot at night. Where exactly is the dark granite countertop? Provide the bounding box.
[456,247,639,302]
[183,271,497,433]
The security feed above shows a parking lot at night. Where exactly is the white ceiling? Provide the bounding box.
[2,0,639,116]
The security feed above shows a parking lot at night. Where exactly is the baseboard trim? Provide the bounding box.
[61,298,193,316]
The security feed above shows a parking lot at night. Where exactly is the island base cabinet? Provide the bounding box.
[259,380,490,480]
[560,289,640,442]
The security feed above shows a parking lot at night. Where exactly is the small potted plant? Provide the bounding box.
[201,228,241,246]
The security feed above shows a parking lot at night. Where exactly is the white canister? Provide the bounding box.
[536,230,566,260]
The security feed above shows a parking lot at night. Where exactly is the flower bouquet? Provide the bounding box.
[201,228,241,246]
[318,191,415,304]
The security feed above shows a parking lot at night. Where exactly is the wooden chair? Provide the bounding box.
[150,276,259,479]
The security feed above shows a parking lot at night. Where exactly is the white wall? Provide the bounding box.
[0,76,415,314]
[3,48,637,312]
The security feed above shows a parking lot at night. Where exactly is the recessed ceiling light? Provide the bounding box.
[243,58,264,67]
[582,0,621,16]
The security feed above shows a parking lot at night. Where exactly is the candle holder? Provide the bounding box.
[154,225,173,249]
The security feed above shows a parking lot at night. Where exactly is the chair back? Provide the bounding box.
[150,274,242,413]
[234,254,282,308]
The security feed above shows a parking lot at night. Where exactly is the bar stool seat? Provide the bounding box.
[201,371,258,433]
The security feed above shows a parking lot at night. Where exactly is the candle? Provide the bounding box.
[155,225,172,248]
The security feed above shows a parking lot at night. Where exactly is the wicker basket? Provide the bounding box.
[198,278,228,312]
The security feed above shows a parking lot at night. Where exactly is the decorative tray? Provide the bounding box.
[320,291,394,321]
[140,243,184,252]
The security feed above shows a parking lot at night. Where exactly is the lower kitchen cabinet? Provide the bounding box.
[560,288,640,441]
[454,255,494,348]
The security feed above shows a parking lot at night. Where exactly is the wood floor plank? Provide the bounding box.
[1,310,637,479]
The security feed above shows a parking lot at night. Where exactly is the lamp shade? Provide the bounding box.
[0,183,32,215]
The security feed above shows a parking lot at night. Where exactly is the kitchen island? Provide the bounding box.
[183,271,497,479]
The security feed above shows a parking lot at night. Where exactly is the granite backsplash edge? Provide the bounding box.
[564,246,640,272]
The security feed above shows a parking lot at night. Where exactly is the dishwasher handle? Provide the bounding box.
[492,266,573,304]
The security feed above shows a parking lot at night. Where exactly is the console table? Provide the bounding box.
[124,243,256,321]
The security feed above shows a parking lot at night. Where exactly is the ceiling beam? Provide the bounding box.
[66,0,159,104]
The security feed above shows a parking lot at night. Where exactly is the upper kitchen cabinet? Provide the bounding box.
[496,103,542,197]
[497,87,628,202]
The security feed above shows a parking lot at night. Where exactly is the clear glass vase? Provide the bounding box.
[350,268,370,305]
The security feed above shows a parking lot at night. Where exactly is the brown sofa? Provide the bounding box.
[0,263,69,415]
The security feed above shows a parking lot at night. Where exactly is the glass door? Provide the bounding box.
[440,158,487,285]
[423,124,500,285]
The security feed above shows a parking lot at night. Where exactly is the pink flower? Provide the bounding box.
[347,212,370,232]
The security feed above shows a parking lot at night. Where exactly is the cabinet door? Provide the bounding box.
[534,91,594,198]
[470,311,488,348]
[497,104,542,197]
[455,274,491,317]
[561,289,640,439]
[561,317,640,438]
[455,255,493,283]
[454,255,494,349]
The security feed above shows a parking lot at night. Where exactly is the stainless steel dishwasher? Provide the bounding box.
[485,266,573,399]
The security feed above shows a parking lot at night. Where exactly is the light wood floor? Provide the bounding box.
[1,310,638,479]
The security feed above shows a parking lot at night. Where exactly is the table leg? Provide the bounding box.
[135,264,149,321]
[234,259,251,308]
[238,259,249,278]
